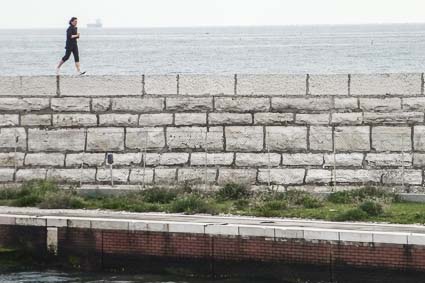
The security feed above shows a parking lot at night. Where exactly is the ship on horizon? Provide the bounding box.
[87,19,103,28]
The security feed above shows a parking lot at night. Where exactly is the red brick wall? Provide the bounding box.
[55,228,425,272]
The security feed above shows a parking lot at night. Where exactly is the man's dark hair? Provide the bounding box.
[69,17,78,25]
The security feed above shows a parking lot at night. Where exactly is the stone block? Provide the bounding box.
[323,153,364,167]
[209,113,252,125]
[99,114,138,126]
[364,112,423,124]
[266,126,307,151]
[25,153,65,166]
[47,168,96,183]
[274,228,304,239]
[112,153,142,165]
[167,127,223,151]
[16,169,47,181]
[295,114,329,125]
[190,153,234,166]
[112,97,164,112]
[154,168,177,184]
[373,232,408,245]
[309,126,332,151]
[177,168,217,183]
[205,224,239,236]
[144,75,177,95]
[0,114,19,126]
[305,169,332,183]
[236,153,281,167]
[335,126,370,152]
[0,168,14,182]
[0,76,55,96]
[238,74,306,95]
[51,97,91,112]
[179,75,234,95]
[166,97,213,112]
[53,114,97,127]
[61,76,141,96]
[175,113,207,126]
[350,73,421,95]
[0,98,50,111]
[21,114,51,126]
[359,98,401,112]
[334,97,358,111]
[129,168,154,184]
[339,231,373,243]
[304,229,339,241]
[66,153,105,166]
[331,113,362,125]
[97,168,129,183]
[254,113,293,125]
[366,153,412,167]
[90,220,129,230]
[29,128,84,152]
[86,128,124,151]
[217,169,257,184]
[414,126,425,151]
[15,217,46,227]
[214,97,270,112]
[372,126,411,152]
[272,97,332,111]
[335,169,381,183]
[258,169,305,185]
[157,153,189,165]
[238,226,274,238]
[139,113,173,126]
[403,97,425,111]
[382,169,422,185]
[309,74,348,95]
[168,223,205,234]
[282,153,324,166]
[126,127,166,151]
[0,128,26,151]
[0,152,25,167]
[92,98,111,112]
[225,126,263,152]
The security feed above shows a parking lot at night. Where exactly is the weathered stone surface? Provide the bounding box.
[25,153,65,166]
[366,153,412,167]
[209,113,252,125]
[309,74,348,95]
[66,153,105,166]
[334,98,358,111]
[359,98,401,112]
[112,153,142,165]
[167,127,223,151]
[51,97,91,112]
[112,97,164,112]
[238,74,306,95]
[309,126,332,151]
[382,170,422,185]
[372,126,411,152]
[214,97,270,112]
[364,112,423,124]
[166,97,213,112]
[331,112,362,124]
[144,75,177,95]
[335,127,370,152]
[334,169,381,183]
[128,168,154,184]
[0,152,25,167]
[178,168,217,183]
[272,97,332,111]
[305,169,332,183]
[350,73,422,95]
[295,114,329,125]
[0,98,50,112]
[47,168,96,183]
[236,153,281,167]
[254,113,293,125]
[323,153,364,167]
[226,126,263,152]
[218,169,257,184]
[282,153,324,166]
[96,168,129,183]
[53,114,97,127]
[266,127,307,151]
[92,98,111,112]
[179,75,234,95]
[190,153,234,166]
[16,169,47,181]
[0,169,14,182]
[154,168,176,183]
[21,114,51,126]
[258,169,305,185]
[139,113,173,126]
[0,76,55,96]
[414,126,425,151]
[126,127,165,150]
[86,128,125,151]
[0,115,19,126]
[0,128,25,151]
[145,153,190,166]
[175,113,207,126]
[28,128,85,152]
[402,97,425,111]
[413,153,425,167]
[60,76,141,96]
[99,114,138,126]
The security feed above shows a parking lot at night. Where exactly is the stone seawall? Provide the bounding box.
[1,74,425,190]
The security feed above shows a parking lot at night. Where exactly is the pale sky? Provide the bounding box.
[1,0,425,28]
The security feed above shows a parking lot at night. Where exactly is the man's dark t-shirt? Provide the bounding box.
[65,26,78,50]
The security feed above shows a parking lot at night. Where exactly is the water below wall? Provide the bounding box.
[2,24,425,75]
